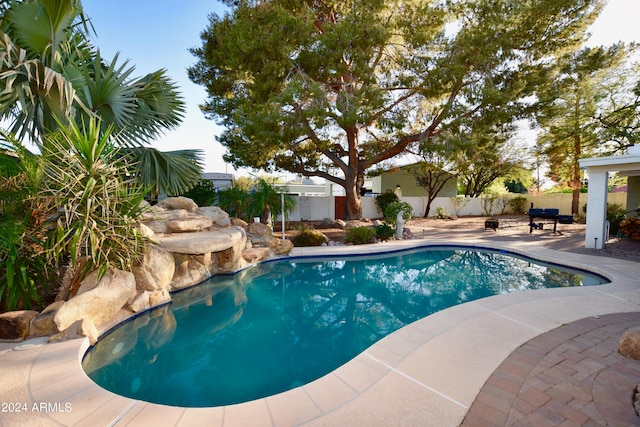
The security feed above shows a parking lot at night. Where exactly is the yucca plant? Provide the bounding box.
[40,119,150,282]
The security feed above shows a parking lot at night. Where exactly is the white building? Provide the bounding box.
[202,172,234,191]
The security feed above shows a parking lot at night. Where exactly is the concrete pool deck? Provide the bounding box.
[1,227,639,426]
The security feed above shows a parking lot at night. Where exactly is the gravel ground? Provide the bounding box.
[282,215,640,262]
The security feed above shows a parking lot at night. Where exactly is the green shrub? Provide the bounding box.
[374,223,395,241]
[375,191,399,217]
[384,201,413,223]
[450,196,470,216]
[435,206,449,219]
[345,226,376,245]
[217,186,250,220]
[509,196,528,215]
[606,203,626,235]
[181,179,217,207]
[0,215,52,311]
[580,203,626,233]
[292,226,327,247]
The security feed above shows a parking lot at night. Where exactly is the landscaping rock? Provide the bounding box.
[243,247,270,263]
[133,245,175,291]
[0,310,39,340]
[158,196,198,212]
[619,326,640,360]
[248,222,272,237]
[55,269,136,333]
[139,223,155,238]
[218,233,249,271]
[269,238,294,255]
[150,209,189,221]
[171,253,213,290]
[247,222,273,246]
[166,215,213,233]
[128,291,150,313]
[142,219,168,234]
[156,228,245,254]
[197,206,231,227]
[149,289,171,307]
[332,219,347,229]
[49,318,99,344]
[30,301,65,337]
[231,217,248,229]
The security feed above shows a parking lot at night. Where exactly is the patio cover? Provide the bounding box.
[579,147,640,249]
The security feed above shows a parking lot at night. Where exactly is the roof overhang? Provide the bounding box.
[579,148,640,175]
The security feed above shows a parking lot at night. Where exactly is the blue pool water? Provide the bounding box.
[82,246,607,407]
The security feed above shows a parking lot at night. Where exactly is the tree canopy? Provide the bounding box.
[534,43,637,214]
[190,0,604,219]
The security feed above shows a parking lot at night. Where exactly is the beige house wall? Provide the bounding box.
[371,168,458,198]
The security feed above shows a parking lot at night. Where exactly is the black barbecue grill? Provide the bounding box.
[528,208,573,233]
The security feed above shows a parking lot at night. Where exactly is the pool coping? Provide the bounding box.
[6,238,640,426]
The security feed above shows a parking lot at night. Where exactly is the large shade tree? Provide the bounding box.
[0,0,202,196]
[190,0,603,219]
[534,44,632,214]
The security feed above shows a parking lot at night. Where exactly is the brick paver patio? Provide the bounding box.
[462,312,640,426]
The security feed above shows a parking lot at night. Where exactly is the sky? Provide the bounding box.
[81,0,640,176]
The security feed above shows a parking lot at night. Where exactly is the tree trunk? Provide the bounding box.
[571,135,582,215]
[343,169,363,220]
[423,195,437,217]
[571,187,580,216]
[344,179,362,220]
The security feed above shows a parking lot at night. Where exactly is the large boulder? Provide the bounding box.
[127,291,151,313]
[231,217,248,229]
[149,289,171,307]
[242,247,271,263]
[48,318,98,344]
[197,206,231,228]
[156,228,245,254]
[139,223,155,239]
[166,215,213,233]
[132,245,175,291]
[218,231,249,272]
[248,222,272,237]
[247,222,272,246]
[55,269,136,333]
[30,301,65,337]
[142,220,168,234]
[142,209,189,233]
[157,196,198,212]
[0,310,38,340]
[269,238,294,255]
[170,253,214,290]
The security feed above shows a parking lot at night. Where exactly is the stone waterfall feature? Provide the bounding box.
[5,197,294,344]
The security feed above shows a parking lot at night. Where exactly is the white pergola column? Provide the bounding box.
[584,170,608,249]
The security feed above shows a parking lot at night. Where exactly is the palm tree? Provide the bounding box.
[249,179,296,226]
[0,0,201,195]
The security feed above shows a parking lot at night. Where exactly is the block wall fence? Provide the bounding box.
[278,192,628,222]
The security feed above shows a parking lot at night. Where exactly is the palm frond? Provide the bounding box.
[128,147,204,197]
[0,32,77,141]
[5,0,80,67]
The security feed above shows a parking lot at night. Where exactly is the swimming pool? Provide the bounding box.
[82,246,607,407]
